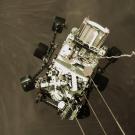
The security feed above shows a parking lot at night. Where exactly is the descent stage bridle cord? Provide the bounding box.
[99,51,135,59]
[83,94,108,135]
[90,78,126,135]
[63,90,86,135]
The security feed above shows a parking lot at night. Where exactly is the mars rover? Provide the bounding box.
[20,16,120,120]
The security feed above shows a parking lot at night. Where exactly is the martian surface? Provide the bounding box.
[0,0,135,135]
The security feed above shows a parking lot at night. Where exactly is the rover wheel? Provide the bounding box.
[20,75,35,92]
[33,42,48,60]
[106,46,122,63]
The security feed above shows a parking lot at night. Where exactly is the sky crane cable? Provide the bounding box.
[91,79,126,135]
[83,94,108,135]
[75,117,86,135]
[63,90,86,135]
